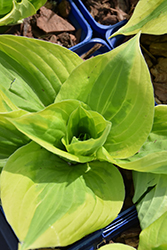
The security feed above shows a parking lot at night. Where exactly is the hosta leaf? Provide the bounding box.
[63,105,111,157]
[56,33,154,159]
[111,0,167,37]
[8,99,97,163]
[115,105,167,173]
[138,210,167,250]
[0,0,12,16]
[99,244,136,250]
[0,35,82,112]
[0,88,18,112]
[1,141,124,250]
[0,109,30,159]
[0,0,46,26]
[133,171,167,229]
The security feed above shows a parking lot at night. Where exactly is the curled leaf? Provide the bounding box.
[110,0,167,37]
[62,105,111,157]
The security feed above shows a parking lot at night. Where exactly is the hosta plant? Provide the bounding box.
[0,0,46,26]
[0,32,155,250]
[0,1,167,247]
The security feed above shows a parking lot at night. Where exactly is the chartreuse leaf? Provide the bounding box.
[99,244,136,250]
[1,141,124,250]
[56,33,154,160]
[0,0,46,25]
[111,0,167,37]
[0,35,82,112]
[138,210,167,250]
[115,105,167,173]
[133,171,167,230]
[0,110,30,159]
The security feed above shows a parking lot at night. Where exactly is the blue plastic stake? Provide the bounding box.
[67,0,93,52]
[73,0,114,38]
[71,37,111,58]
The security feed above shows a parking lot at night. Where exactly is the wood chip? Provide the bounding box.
[37,6,75,33]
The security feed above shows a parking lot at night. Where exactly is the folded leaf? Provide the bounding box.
[1,141,124,249]
[0,35,82,111]
[115,105,167,173]
[0,0,46,26]
[133,171,167,230]
[111,0,167,37]
[138,210,167,250]
[56,33,154,159]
